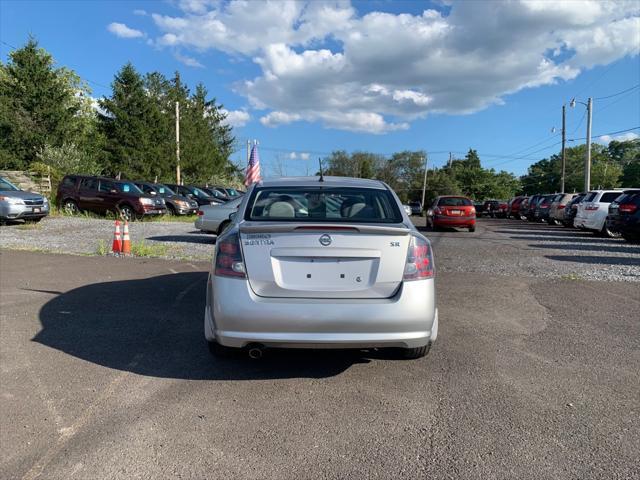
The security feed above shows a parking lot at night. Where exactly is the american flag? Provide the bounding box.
[245,143,262,186]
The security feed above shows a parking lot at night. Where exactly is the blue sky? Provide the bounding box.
[1,0,639,178]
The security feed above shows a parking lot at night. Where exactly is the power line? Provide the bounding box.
[570,126,639,142]
[594,83,640,100]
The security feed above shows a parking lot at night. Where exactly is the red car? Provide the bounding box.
[507,196,526,218]
[426,196,476,232]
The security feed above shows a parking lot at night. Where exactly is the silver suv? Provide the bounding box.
[204,176,438,359]
[0,176,49,224]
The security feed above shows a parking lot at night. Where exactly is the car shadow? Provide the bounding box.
[147,235,216,244]
[544,255,640,266]
[34,272,371,380]
[509,235,623,244]
[530,243,640,255]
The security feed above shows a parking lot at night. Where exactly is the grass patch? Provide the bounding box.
[130,240,169,258]
[96,239,109,256]
[143,214,198,223]
[16,221,43,230]
[561,273,581,281]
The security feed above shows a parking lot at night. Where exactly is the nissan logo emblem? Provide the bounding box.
[319,234,332,246]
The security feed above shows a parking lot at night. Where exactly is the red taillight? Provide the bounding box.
[585,204,599,211]
[469,207,476,216]
[197,210,204,216]
[619,203,638,214]
[214,232,246,278]
[434,207,442,215]
[558,204,566,209]
[403,235,435,281]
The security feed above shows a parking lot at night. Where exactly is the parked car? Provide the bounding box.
[524,195,543,221]
[165,184,225,207]
[518,196,530,219]
[607,189,640,243]
[533,194,557,222]
[195,197,243,234]
[507,196,526,219]
[495,201,509,218]
[473,202,485,217]
[134,181,198,216]
[573,189,625,237]
[199,186,230,203]
[549,193,577,225]
[482,200,500,217]
[426,196,476,232]
[56,175,166,220]
[218,187,243,199]
[204,176,437,359]
[408,200,422,216]
[562,193,586,227]
[0,176,50,224]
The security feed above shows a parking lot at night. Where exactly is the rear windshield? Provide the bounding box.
[600,192,622,203]
[245,187,402,223]
[614,192,640,205]
[438,197,472,207]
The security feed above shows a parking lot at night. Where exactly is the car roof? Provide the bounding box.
[257,176,388,190]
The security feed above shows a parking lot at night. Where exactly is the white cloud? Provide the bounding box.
[174,52,204,68]
[300,152,310,160]
[107,22,145,39]
[221,109,250,127]
[143,0,640,134]
[598,132,639,144]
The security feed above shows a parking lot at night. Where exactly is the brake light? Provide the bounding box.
[619,203,638,214]
[197,210,204,216]
[403,235,434,280]
[433,207,442,215]
[469,207,476,216]
[585,204,599,211]
[214,232,246,278]
[558,205,566,209]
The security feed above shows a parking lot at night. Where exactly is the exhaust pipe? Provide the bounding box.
[247,344,264,360]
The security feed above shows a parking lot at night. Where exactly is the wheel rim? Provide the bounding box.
[120,206,133,221]
[64,201,78,214]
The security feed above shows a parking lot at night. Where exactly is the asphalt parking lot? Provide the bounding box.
[1,219,639,479]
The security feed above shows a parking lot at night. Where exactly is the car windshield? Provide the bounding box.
[0,177,20,191]
[156,184,175,195]
[225,188,240,197]
[117,181,143,194]
[246,187,402,223]
[191,187,211,198]
[438,197,472,207]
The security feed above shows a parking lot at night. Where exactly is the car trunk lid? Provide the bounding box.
[239,223,410,299]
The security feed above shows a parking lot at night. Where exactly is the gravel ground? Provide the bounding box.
[1,215,639,281]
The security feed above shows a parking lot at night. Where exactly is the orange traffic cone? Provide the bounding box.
[121,221,131,256]
[111,220,122,254]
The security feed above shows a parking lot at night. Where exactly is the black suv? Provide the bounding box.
[607,189,640,243]
[134,182,198,215]
[57,175,166,220]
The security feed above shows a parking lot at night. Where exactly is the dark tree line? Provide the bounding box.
[0,38,238,187]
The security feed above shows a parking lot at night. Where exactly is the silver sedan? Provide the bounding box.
[195,197,243,235]
[204,176,438,359]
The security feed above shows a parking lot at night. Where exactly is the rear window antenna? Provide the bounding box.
[318,158,324,182]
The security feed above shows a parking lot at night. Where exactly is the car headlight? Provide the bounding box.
[175,200,187,207]
[0,196,25,205]
[140,197,154,205]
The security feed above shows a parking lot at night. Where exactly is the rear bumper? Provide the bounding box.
[433,215,475,227]
[205,274,437,349]
[608,216,639,234]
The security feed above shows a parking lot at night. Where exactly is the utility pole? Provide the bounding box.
[585,97,593,192]
[421,154,428,209]
[175,101,181,185]
[448,152,452,168]
[561,104,566,193]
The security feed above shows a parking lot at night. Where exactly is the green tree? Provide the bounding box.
[0,37,93,169]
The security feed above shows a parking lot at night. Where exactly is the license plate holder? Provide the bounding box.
[33,207,41,213]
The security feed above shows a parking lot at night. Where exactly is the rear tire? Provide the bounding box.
[469,225,476,232]
[599,224,621,238]
[402,343,431,359]
[207,340,237,358]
